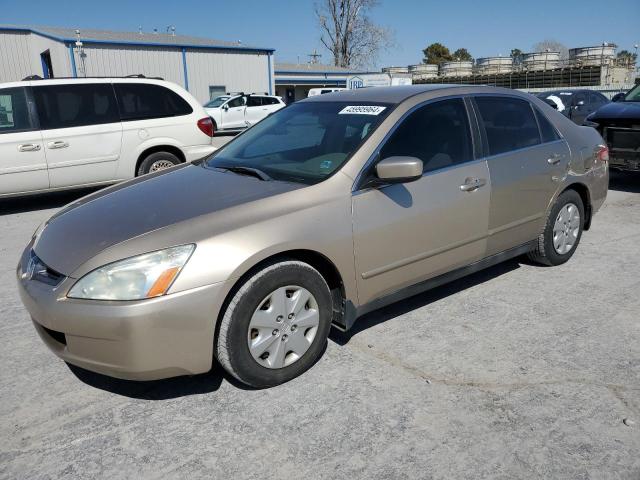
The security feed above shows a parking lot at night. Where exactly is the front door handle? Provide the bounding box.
[18,143,41,152]
[459,178,487,192]
[47,141,69,149]
[547,154,562,165]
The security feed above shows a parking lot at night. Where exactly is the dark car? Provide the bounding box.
[537,89,609,125]
[585,84,640,172]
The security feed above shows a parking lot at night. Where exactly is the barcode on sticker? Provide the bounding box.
[339,106,386,115]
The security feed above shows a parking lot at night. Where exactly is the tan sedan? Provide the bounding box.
[17,85,609,388]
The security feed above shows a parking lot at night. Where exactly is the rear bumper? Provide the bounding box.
[17,247,226,381]
[184,144,217,162]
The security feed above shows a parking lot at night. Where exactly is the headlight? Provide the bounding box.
[68,245,195,301]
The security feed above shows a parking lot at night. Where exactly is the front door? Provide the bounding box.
[32,83,122,188]
[352,98,491,305]
[0,86,49,196]
[473,96,570,255]
[221,96,247,129]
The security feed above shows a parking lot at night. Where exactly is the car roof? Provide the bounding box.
[301,84,523,105]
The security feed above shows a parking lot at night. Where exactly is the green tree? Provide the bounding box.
[422,43,452,65]
[452,48,473,62]
[617,50,638,66]
[510,48,524,65]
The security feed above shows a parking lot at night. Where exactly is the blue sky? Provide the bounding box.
[2,0,638,67]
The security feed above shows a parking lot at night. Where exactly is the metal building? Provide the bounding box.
[0,25,274,103]
[274,63,366,103]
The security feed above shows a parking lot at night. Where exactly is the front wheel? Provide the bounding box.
[215,261,332,388]
[528,190,585,266]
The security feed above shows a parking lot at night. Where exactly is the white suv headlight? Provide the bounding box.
[68,245,195,301]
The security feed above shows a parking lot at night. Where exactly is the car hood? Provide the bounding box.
[33,164,303,276]
[590,101,640,122]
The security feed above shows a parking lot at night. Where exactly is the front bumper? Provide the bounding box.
[17,246,226,380]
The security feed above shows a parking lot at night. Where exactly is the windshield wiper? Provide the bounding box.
[214,164,272,181]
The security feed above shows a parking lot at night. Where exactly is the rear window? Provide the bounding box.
[114,83,193,121]
[475,96,541,155]
[0,87,34,134]
[33,83,119,129]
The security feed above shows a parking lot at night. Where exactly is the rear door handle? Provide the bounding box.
[460,178,487,192]
[547,154,562,165]
[47,141,69,149]
[18,143,41,152]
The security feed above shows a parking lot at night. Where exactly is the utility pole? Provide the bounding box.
[308,49,322,64]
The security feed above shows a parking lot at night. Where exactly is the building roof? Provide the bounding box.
[0,24,274,52]
[275,63,366,74]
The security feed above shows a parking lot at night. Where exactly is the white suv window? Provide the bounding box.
[0,88,34,133]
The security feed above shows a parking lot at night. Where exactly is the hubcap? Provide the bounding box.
[247,286,320,369]
[148,160,175,172]
[552,202,580,255]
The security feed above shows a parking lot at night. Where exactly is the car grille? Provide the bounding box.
[27,251,65,286]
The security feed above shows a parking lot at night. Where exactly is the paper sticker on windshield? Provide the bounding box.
[339,105,386,115]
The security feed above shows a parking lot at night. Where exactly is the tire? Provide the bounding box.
[216,260,332,388]
[528,190,585,266]
[136,151,181,176]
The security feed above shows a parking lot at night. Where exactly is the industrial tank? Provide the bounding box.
[382,66,410,74]
[408,64,439,79]
[522,51,560,70]
[440,61,473,77]
[475,56,513,74]
[569,44,617,66]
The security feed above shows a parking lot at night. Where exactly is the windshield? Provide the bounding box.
[204,96,230,108]
[204,101,392,185]
[623,84,640,102]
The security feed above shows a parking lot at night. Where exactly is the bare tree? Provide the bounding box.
[533,39,569,60]
[315,0,394,69]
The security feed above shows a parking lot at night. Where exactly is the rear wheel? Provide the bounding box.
[137,151,181,176]
[528,190,584,266]
[216,261,332,388]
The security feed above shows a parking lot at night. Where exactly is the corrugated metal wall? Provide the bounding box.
[0,32,33,82]
[186,49,271,102]
[73,45,185,87]
[0,31,71,82]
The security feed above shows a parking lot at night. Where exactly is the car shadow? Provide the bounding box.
[609,170,640,193]
[0,188,101,216]
[67,362,248,399]
[329,258,521,346]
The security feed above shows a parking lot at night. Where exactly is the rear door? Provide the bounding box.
[352,97,491,305]
[33,83,122,188]
[473,95,569,256]
[569,91,590,125]
[245,96,268,126]
[221,96,247,129]
[0,86,49,195]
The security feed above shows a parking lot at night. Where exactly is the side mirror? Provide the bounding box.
[222,104,229,111]
[375,156,423,184]
[575,100,585,107]
[611,92,625,102]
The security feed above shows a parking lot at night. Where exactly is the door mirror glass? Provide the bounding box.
[375,156,423,184]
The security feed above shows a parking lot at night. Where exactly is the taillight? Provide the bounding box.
[197,117,214,137]
[596,144,609,163]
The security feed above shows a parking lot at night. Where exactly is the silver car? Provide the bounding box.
[17,85,609,388]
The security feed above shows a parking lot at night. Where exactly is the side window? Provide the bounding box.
[589,92,606,106]
[534,108,561,143]
[227,96,245,108]
[380,98,473,174]
[475,96,540,155]
[246,96,263,107]
[263,97,279,105]
[114,83,193,121]
[0,87,34,134]
[33,84,119,129]
[573,91,588,107]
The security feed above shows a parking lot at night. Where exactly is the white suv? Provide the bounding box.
[0,77,216,198]
[204,93,285,133]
